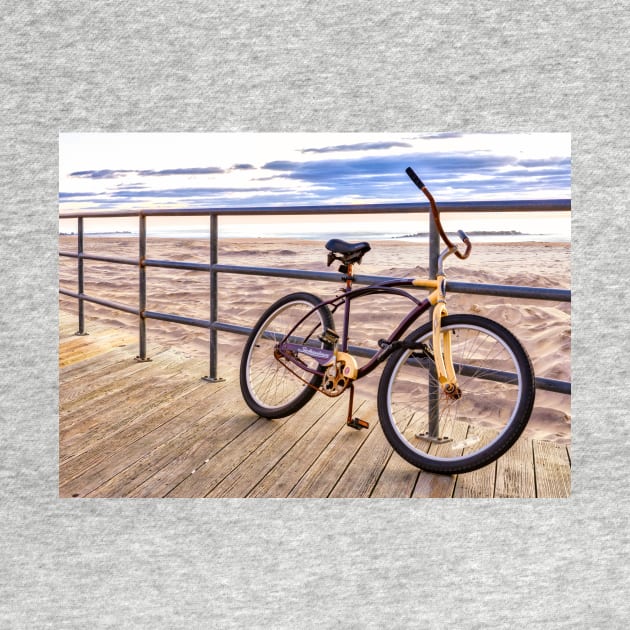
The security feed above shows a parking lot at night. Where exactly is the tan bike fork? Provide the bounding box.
[430,276,460,397]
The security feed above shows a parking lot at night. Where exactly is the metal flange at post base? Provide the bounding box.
[202,375,226,383]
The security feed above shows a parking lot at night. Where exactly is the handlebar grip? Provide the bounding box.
[405,167,425,190]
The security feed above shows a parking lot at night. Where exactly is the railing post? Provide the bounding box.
[204,213,224,382]
[75,217,88,335]
[136,214,150,361]
[428,209,440,436]
[429,207,439,280]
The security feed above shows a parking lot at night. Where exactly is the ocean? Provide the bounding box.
[59,200,571,244]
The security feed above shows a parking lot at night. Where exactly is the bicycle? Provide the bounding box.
[239,167,536,475]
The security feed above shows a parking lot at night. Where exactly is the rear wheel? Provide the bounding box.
[240,292,335,419]
[377,314,535,475]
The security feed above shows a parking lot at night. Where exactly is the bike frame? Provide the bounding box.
[277,271,455,384]
[276,164,470,396]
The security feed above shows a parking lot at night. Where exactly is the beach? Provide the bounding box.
[59,235,571,444]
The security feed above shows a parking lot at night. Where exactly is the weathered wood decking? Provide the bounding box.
[59,311,571,498]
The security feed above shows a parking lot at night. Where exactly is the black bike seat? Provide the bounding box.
[325,239,371,258]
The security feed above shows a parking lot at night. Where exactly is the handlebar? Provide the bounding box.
[405,166,472,260]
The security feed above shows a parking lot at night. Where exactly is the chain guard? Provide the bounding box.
[275,348,358,398]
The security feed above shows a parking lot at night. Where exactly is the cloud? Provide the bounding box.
[108,185,294,200]
[516,157,571,168]
[69,167,225,179]
[69,169,134,179]
[137,167,224,176]
[302,141,413,154]
[110,187,229,199]
[61,143,571,211]
[262,152,515,184]
[116,182,146,189]
[59,182,350,210]
[500,166,570,177]
[59,192,100,198]
[418,133,466,140]
[258,150,570,201]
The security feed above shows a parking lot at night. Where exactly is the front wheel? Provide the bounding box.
[240,292,335,419]
[377,314,535,475]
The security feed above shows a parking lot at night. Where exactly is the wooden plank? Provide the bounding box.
[495,437,536,498]
[60,346,179,411]
[206,395,342,498]
[328,407,395,498]
[126,407,258,498]
[60,339,167,383]
[61,345,145,383]
[533,440,571,498]
[453,461,496,498]
[451,425,498,498]
[412,418,470,498]
[60,331,139,367]
[61,349,194,417]
[60,360,206,462]
[59,375,232,492]
[165,398,336,498]
[288,405,378,498]
[61,373,212,470]
[247,397,349,498]
[58,311,106,340]
[58,312,140,359]
[59,328,136,360]
[59,360,206,460]
[412,470,456,498]
[84,381,257,498]
[361,450,419,499]
[59,315,79,338]
[164,415,287,497]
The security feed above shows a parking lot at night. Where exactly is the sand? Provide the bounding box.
[59,235,571,444]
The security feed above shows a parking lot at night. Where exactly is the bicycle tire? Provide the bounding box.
[377,314,535,475]
[240,292,335,419]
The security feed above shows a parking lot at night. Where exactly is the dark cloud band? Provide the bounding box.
[302,142,413,154]
[70,166,228,179]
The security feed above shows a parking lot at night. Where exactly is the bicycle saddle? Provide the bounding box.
[325,239,371,264]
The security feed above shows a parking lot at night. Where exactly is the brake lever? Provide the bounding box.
[455,229,472,259]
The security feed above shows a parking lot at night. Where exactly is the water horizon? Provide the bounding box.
[59,199,571,244]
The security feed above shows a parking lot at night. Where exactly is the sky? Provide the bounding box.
[59,132,571,214]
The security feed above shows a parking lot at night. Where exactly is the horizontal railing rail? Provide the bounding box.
[57,199,571,220]
[59,203,571,394]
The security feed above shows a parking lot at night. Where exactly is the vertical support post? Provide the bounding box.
[136,214,150,361]
[428,209,440,436]
[428,207,439,280]
[204,213,224,382]
[75,217,87,335]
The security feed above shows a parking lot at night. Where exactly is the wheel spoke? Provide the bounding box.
[240,294,334,418]
[378,315,534,474]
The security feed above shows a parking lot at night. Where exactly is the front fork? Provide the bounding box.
[430,275,460,398]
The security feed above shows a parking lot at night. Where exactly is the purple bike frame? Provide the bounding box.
[277,279,433,380]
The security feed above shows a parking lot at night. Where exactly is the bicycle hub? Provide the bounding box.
[443,382,462,400]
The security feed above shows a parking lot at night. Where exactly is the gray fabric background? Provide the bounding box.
[1,1,627,627]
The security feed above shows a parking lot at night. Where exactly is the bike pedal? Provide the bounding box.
[318,328,340,345]
[347,417,369,430]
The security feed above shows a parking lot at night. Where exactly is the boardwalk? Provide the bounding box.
[59,311,571,498]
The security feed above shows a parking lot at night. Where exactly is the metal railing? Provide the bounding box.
[59,203,571,394]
